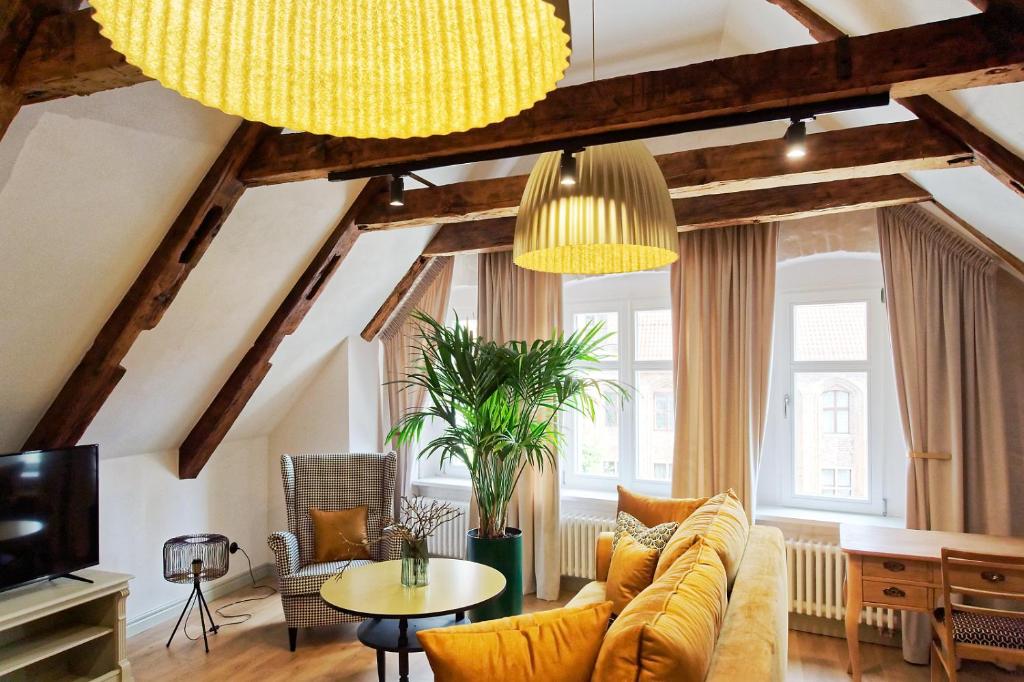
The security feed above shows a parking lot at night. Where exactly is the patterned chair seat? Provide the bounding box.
[934,607,1024,650]
[279,560,373,596]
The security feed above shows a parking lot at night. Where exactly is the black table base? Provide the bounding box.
[357,612,465,682]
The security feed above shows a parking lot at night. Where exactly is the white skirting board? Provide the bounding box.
[126,563,274,638]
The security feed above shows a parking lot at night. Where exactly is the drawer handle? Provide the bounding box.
[982,571,1006,583]
[883,586,906,598]
[883,561,906,573]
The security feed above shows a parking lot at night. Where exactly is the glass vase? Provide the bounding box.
[401,538,429,587]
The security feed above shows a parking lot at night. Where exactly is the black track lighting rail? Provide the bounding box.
[326,93,889,183]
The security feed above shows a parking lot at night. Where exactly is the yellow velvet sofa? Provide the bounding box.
[567,523,788,681]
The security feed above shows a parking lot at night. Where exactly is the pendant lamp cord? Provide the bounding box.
[591,0,597,82]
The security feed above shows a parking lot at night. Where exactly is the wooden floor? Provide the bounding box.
[128,579,1022,681]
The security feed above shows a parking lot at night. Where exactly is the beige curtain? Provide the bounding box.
[878,205,1010,663]
[379,257,455,519]
[476,252,562,600]
[669,223,779,518]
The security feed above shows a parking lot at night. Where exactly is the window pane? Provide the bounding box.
[635,370,674,482]
[574,312,618,361]
[793,371,868,500]
[634,309,671,361]
[793,302,868,362]
[574,369,620,477]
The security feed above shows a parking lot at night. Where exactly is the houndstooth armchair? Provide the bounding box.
[268,452,400,651]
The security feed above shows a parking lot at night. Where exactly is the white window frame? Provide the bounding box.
[563,296,672,496]
[772,287,888,515]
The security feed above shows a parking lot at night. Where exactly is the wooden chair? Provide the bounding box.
[930,548,1024,680]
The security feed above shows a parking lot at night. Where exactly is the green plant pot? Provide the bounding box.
[466,528,522,621]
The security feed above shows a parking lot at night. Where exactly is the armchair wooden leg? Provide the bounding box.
[288,627,298,652]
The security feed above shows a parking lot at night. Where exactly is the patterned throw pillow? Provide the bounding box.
[612,511,678,553]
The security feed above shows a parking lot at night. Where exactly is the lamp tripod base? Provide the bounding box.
[166,576,219,653]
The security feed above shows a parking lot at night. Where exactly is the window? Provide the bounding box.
[821,389,850,434]
[565,301,673,493]
[653,392,673,431]
[765,289,889,514]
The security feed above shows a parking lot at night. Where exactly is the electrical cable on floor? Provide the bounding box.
[183,545,277,640]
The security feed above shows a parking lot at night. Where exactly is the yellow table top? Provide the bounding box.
[319,559,506,619]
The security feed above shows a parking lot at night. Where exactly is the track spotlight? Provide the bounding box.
[389,174,405,207]
[784,119,808,159]
[559,149,579,186]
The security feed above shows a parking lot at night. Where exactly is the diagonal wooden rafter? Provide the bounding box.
[360,255,432,342]
[23,120,273,452]
[1,0,80,142]
[13,7,148,104]
[357,120,970,231]
[422,176,931,257]
[178,177,388,479]
[766,0,1024,199]
[238,9,1024,186]
[929,201,1024,282]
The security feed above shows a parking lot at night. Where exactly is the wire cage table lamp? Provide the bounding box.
[163,533,229,653]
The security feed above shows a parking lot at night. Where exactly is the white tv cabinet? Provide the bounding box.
[0,569,132,681]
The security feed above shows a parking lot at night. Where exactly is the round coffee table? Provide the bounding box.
[320,558,505,682]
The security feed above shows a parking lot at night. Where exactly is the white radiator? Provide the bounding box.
[786,538,896,630]
[560,514,616,579]
[420,498,614,579]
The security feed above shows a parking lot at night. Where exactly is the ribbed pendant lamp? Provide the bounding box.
[513,142,679,274]
[89,0,571,140]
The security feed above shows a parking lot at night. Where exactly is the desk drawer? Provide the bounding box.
[863,556,931,583]
[863,579,930,610]
[948,563,1024,594]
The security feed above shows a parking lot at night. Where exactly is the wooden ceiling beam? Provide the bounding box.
[422,176,931,256]
[767,0,1024,200]
[22,121,272,452]
[239,9,1024,186]
[1,1,35,141]
[13,8,148,104]
[1,1,77,141]
[360,255,431,341]
[357,120,970,230]
[765,0,844,42]
[178,177,387,479]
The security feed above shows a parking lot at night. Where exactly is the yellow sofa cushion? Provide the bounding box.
[655,489,749,586]
[592,540,728,682]
[418,601,612,682]
[606,533,660,615]
[618,485,708,527]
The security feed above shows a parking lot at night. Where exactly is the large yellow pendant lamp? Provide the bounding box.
[88,0,571,139]
[513,142,679,274]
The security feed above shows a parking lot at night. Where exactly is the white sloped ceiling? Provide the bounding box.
[1,0,1021,461]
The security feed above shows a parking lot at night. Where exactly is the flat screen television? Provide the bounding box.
[0,445,99,592]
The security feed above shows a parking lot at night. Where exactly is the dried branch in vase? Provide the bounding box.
[384,497,462,544]
[329,497,462,582]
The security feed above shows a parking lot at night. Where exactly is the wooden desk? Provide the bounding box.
[840,524,1024,681]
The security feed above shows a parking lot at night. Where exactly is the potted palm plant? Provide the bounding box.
[388,312,624,620]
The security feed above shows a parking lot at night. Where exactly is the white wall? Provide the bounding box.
[346,338,382,452]
[266,337,382,534]
[98,436,271,622]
